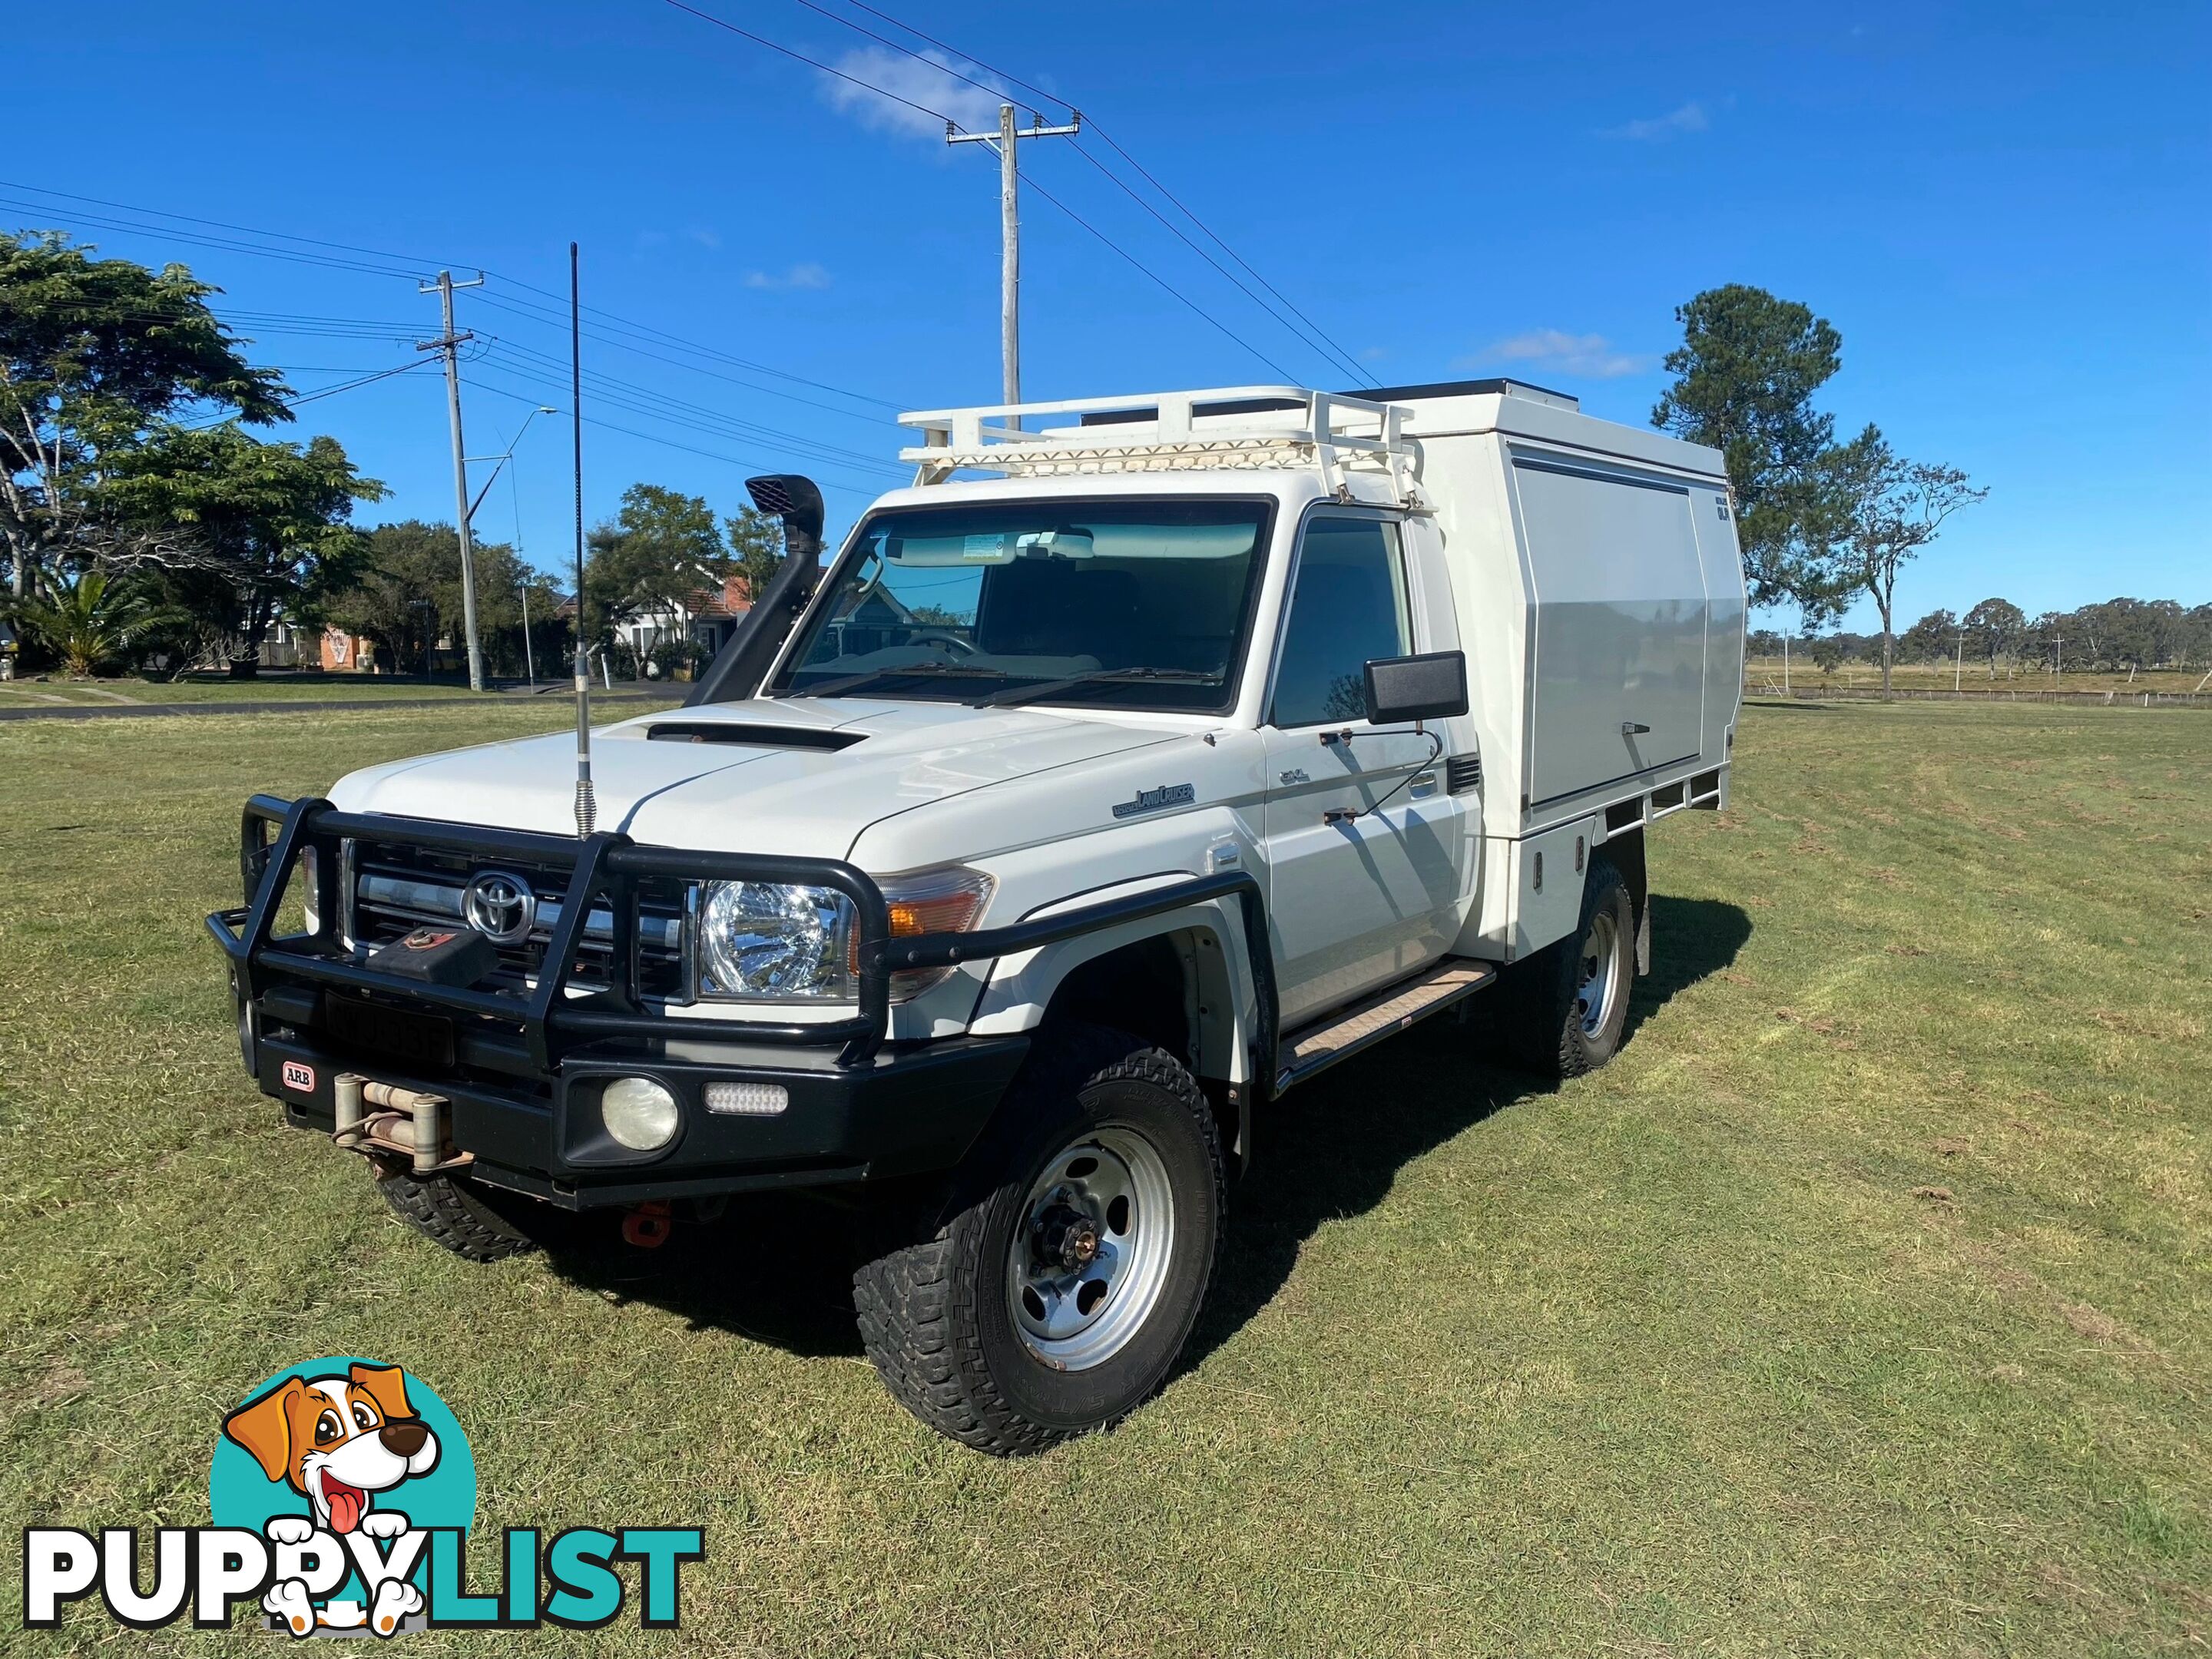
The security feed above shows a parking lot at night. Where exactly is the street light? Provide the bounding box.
[463,406,559,690]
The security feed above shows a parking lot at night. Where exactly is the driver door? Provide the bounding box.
[1260,515,1465,1028]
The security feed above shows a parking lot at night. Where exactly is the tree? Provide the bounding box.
[584,484,731,644]
[1962,597,2025,677]
[1652,285,1843,614]
[1898,608,1959,666]
[1,232,288,598]
[105,426,382,674]
[326,519,559,677]
[721,505,783,609]
[1808,426,1988,697]
[4,565,184,675]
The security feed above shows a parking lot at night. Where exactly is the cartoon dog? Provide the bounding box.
[224,1363,439,1637]
[222,1362,440,1537]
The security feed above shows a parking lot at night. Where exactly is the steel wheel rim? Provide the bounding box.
[1007,1124,1176,1372]
[1575,910,1621,1038]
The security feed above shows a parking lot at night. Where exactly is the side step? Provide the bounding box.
[1274,959,1496,1094]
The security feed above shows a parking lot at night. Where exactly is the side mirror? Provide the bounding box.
[1363,650,1469,724]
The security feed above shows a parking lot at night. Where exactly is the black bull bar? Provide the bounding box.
[207,795,1276,1075]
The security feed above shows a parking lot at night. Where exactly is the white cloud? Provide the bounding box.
[1602,101,1709,141]
[687,227,722,250]
[743,263,833,291]
[819,46,1010,141]
[1358,346,1389,362]
[1459,329,1654,379]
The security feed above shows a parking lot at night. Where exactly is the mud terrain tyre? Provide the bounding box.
[853,1023,1225,1455]
[379,1170,562,1263]
[1499,856,1635,1079]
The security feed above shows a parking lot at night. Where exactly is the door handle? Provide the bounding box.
[1409,771,1439,799]
[1621,722,1651,736]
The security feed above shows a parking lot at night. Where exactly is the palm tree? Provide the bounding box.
[6,568,184,677]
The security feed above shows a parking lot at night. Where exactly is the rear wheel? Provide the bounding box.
[853,1024,1224,1455]
[1499,858,1635,1078]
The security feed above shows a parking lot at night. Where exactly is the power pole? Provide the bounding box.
[419,270,488,691]
[1955,629,1965,692]
[948,104,1081,421]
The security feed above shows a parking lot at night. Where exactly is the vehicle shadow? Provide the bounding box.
[537,1191,873,1359]
[538,895,1752,1373]
[1179,893,1750,1373]
[1626,893,1753,1044]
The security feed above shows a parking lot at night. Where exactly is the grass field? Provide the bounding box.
[0,677,530,706]
[2,700,2206,1655]
[1743,655,2210,697]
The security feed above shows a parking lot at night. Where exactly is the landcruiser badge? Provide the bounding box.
[1112,783,1196,820]
[462,871,535,945]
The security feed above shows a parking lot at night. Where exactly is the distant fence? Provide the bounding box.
[1747,684,2210,708]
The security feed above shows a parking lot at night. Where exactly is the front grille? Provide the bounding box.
[343,839,690,1002]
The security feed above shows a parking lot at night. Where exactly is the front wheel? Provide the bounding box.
[379,1169,571,1261]
[853,1025,1224,1455]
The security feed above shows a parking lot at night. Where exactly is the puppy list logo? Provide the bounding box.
[23,1356,700,1637]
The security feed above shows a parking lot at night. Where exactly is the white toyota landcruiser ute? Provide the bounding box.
[213,379,1746,1453]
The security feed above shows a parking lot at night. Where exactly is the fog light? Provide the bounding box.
[600,1076,679,1151]
[704,1081,788,1117]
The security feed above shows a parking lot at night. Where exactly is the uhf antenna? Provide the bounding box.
[570,240,595,837]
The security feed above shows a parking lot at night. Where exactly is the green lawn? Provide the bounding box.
[1743,656,2210,697]
[1,701,2206,1655]
[0,676,559,706]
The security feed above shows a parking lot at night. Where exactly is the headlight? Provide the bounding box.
[697,881,856,1000]
[693,869,994,1004]
[297,846,321,935]
[600,1076,680,1151]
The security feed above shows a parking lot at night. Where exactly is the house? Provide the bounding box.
[570,575,757,664]
[320,626,382,673]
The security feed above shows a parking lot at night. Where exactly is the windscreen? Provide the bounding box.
[770,499,1272,713]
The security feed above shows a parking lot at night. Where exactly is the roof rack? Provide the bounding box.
[899,386,1421,502]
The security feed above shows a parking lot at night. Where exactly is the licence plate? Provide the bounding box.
[323,993,456,1068]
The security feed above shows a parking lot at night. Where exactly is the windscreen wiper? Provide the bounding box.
[970,667,1223,710]
[781,662,1006,700]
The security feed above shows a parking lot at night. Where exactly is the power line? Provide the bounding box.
[469,371,882,498]
[783,0,1377,385]
[1004,160,1298,382]
[661,4,1303,385]
[467,284,902,413]
[467,347,895,478]
[475,335,906,475]
[659,0,961,130]
[0,191,429,280]
[1076,121,1378,386]
[1062,139,1373,384]
[0,180,458,273]
[775,0,1050,122]
[469,291,890,425]
[18,269,904,478]
[4,180,912,415]
[810,0,1071,117]
[180,357,436,429]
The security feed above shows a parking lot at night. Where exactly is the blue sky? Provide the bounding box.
[12,0,2207,627]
